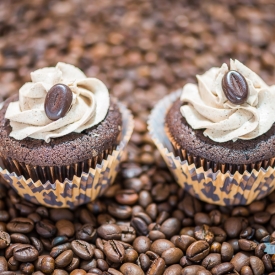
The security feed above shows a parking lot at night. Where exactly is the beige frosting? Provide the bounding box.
[180,59,275,142]
[5,62,110,142]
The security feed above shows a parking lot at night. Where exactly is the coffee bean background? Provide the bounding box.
[1,1,275,274]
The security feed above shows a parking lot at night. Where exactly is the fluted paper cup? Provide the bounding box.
[148,90,275,206]
[0,103,133,209]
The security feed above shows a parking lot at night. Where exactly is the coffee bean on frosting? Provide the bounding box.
[44,84,73,121]
[222,70,248,105]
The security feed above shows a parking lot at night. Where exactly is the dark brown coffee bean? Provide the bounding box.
[150,239,175,255]
[146,204,158,221]
[161,247,183,265]
[186,240,210,262]
[116,190,139,205]
[97,259,109,271]
[211,262,234,275]
[44,84,73,120]
[68,258,81,272]
[119,225,136,243]
[7,218,34,233]
[13,244,39,262]
[179,227,195,238]
[10,233,29,244]
[250,256,264,275]
[27,213,41,223]
[134,212,152,225]
[0,231,10,249]
[56,219,75,237]
[50,243,72,258]
[255,243,266,259]
[209,210,222,226]
[97,224,122,240]
[52,236,69,247]
[255,227,270,242]
[88,268,102,275]
[231,206,249,217]
[227,239,239,253]
[38,255,55,274]
[159,218,181,239]
[148,230,165,241]
[240,227,255,240]
[137,253,150,272]
[210,227,227,243]
[194,225,214,244]
[224,217,242,238]
[107,268,123,275]
[222,70,248,104]
[108,203,132,220]
[71,240,94,260]
[103,240,125,263]
[201,253,221,270]
[0,256,8,272]
[8,256,19,271]
[221,242,234,262]
[20,262,34,274]
[70,269,86,275]
[55,250,74,268]
[240,266,253,275]
[196,270,212,275]
[163,264,182,275]
[181,266,207,275]
[238,239,257,251]
[80,259,97,271]
[254,211,271,224]
[36,219,56,238]
[94,248,104,259]
[194,213,211,226]
[120,263,144,275]
[131,217,148,236]
[230,252,250,272]
[40,237,54,251]
[147,257,165,275]
[175,235,196,252]
[76,223,97,242]
[262,254,273,273]
[133,236,151,254]
[145,251,159,261]
[50,209,74,222]
[124,247,138,263]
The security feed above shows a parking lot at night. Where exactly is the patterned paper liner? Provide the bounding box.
[148,90,275,206]
[0,103,134,209]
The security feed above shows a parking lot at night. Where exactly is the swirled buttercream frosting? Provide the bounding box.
[180,59,275,142]
[5,62,110,143]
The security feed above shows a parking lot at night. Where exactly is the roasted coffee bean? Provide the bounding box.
[88,268,103,275]
[146,204,158,221]
[194,213,211,226]
[240,227,255,240]
[40,237,54,251]
[10,233,29,244]
[210,227,227,243]
[262,254,273,273]
[137,253,150,272]
[108,203,132,220]
[209,210,222,226]
[181,266,207,275]
[250,256,264,275]
[255,243,266,259]
[120,263,144,275]
[147,257,165,275]
[222,70,248,104]
[108,267,123,275]
[211,262,234,275]
[221,242,234,262]
[133,236,151,254]
[36,219,56,238]
[27,213,41,223]
[94,248,104,259]
[115,190,139,205]
[163,264,182,275]
[76,223,97,242]
[70,269,86,275]
[50,209,74,222]
[0,231,10,249]
[13,244,39,262]
[103,240,125,263]
[56,219,75,237]
[66,258,80,272]
[159,218,181,239]
[194,225,214,244]
[227,239,239,253]
[240,266,253,275]
[224,218,242,238]
[124,247,138,263]
[150,239,175,255]
[231,206,249,217]
[55,250,74,268]
[7,218,34,233]
[179,227,195,238]
[186,240,210,262]
[175,235,196,252]
[20,262,34,274]
[80,259,97,271]
[238,239,257,251]
[254,211,271,224]
[71,240,94,260]
[130,217,148,236]
[52,236,69,247]
[97,259,109,271]
[37,255,55,274]
[161,247,183,265]
[50,243,72,258]
[148,230,166,241]
[44,84,73,120]
[230,252,250,272]
[120,225,136,243]
[255,227,270,242]
[0,256,8,272]
[202,253,221,270]
[97,224,122,240]
[8,256,19,271]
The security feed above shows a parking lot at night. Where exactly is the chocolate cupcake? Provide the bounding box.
[0,63,133,208]
[148,59,275,206]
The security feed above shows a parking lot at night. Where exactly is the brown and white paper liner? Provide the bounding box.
[148,90,275,206]
[0,103,133,209]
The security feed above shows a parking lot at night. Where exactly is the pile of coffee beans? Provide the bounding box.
[1,0,275,274]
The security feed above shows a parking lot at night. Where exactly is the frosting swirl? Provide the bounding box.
[5,62,110,142]
[180,59,275,142]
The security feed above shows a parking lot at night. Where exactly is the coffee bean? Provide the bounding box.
[97,224,122,240]
[0,231,10,249]
[27,213,41,223]
[230,252,250,272]
[255,243,266,259]
[40,237,54,251]
[146,204,158,221]
[120,263,144,275]
[161,247,183,265]
[52,236,69,247]
[221,242,234,262]
[8,256,19,271]
[250,256,264,275]
[238,239,257,251]
[103,240,125,263]
[159,218,181,239]
[262,254,273,273]
[97,259,109,271]
[194,225,214,244]
[130,217,148,236]
[137,254,150,272]
[186,240,210,262]
[116,190,139,205]
[108,203,132,220]
[76,223,97,242]
[150,239,175,255]
[163,264,182,275]
[44,84,73,120]
[55,250,74,268]
[147,257,165,275]
[70,269,86,275]
[181,266,207,275]
[0,211,9,222]
[94,248,104,259]
[240,266,253,275]
[222,70,248,104]
[254,212,271,224]
[120,225,136,243]
[211,262,234,275]
[175,235,196,252]
[56,219,75,237]
[210,227,227,243]
[240,227,255,240]
[7,218,34,233]
[88,268,102,275]
[50,243,72,258]
[179,227,195,238]
[201,253,221,270]
[124,247,138,263]
[148,230,166,241]
[80,259,97,271]
[20,262,34,274]
[0,256,8,272]
[194,213,211,226]
[132,237,151,254]
[224,217,242,238]
[38,255,55,274]
[71,240,94,260]
[10,233,29,244]
[36,219,56,238]
[209,210,222,226]
[50,209,74,222]
[13,244,39,262]
[227,239,239,253]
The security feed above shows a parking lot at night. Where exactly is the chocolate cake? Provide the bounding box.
[166,99,275,173]
[0,95,122,183]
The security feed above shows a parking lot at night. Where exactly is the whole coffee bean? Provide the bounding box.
[7,218,34,233]
[138,191,152,208]
[108,203,132,220]
[181,266,207,275]
[55,250,74,268]
[27,213,41,223]
[202,253,221,270]
[255,243,266,258]
[175,235,196,252]
[0,256,8,272]
[227,239,239,253]
[163,264,182,275]
[94,248,104,259]
[15,203,33,216]
[161,247,183,265]
[179,227,195,238]
[133,236,151,254]
[210,227,227,243]
[13,244,39,262]
[159,218,181,239]
[44,84,73,120]
[53,270,69,275]
[38,255,55,274]
[71,240,94,260]
[194,225,214,244]
[52,236,69,247]
[115,190,139,205]
[120,263,144,275]
[70,269,86,275]
[145,251,159,261]
[36,206,48,218]
[254,211,271,224]
[56,219,75,237]
[194,213,211,226]
[211,262,234,275]
[8,256,19,271]
[150,239,175,255]
[103,240,125,263]
[186,240,210,262]
[0,231,10,249]
[134,212,152,225]
[148,230,166,241]
[222,70,248,104]
[240,227,255,240]
[124,247,138,263]
[76,223,97,242]
[97,259,109,271]
[10,233,29,244]
[224,217,242,238]
[36,220,56,238]
[238,239,257,251]
[231,206,249,217]
[137,253,150,272]
[197,271,212,275]
[221,242,234,262]
[81,259,97,271]
[97,214,116,225]
[5,243,20,259]
[79,209,96,226]
[147,257,165,275]
[50,243,72,258]
[255,227,270,242]
[97,224,122,240]
[262,254,273,273]
[240,266,253,275]
[130,217,148,236]
[96,238,105,251]
[230,252,250,272]
[50,209,74,222]
[20,262,34,274]
[210,242,221,253]
[209,210,222,226]
[250,256,264,275]
[88,268,102,275]
[67,257,80,272]
[146,204,158,221]
[120,225,136,243]
[41,237,54,251]
[0,222,7,231]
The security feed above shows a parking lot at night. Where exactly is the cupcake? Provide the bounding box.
[0,63,133,208]
[148,59,275,205]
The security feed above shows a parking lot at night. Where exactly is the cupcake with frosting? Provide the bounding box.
[0,63,133,208]
[148,59,275,205]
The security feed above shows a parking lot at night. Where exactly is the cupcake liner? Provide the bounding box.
[0,103,133,209]
[148,90,275,206]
